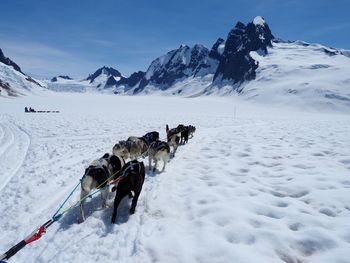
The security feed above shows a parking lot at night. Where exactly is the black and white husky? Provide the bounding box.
[148,140,170,172]
[79,153,125,223]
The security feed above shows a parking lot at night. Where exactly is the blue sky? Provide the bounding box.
[0,0,349,78]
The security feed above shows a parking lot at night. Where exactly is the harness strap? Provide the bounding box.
[121,161,141,177]
[156,141,168,151]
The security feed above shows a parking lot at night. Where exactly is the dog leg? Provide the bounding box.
[130,190,141,214]
[148,156,152,171]
[111,191,128,224]
[161,157,167,172]
[101,188,108,208]
[173,144,178,157]
[79,203,85,224]
[153,159,158,172]
[78,189,88,224]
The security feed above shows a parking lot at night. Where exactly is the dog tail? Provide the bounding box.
[166,124,169,134]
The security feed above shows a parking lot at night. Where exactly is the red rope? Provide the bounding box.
[109,176,124,185]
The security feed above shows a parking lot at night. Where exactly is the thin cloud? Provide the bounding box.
[0,38,101,78]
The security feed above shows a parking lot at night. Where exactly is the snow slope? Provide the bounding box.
[0,93,349,263]
[0,63,45,97]
[211,41,350,112]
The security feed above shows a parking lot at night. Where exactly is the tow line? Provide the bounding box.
[0,169,122,262]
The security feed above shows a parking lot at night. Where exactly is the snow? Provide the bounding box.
[244,42,350,112]
[253,16,266,26]
[132,41,350,113]
[217,43,225,55]
[36,41,350,113]
[0,92,350,263]
[0,63,45,97]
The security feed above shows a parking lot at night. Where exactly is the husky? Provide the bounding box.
[111,160,145,224]
[180,126,189,144]
[166,124,184,157]
[148,140,170,172]
[128,131,159,150]
[180,125,196,144]
[188,125,196,138]
[79,153,125,223]
[112,138,148,160]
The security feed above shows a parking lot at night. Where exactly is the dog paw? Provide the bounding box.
[130,208,135,214]
[78,218,85,224]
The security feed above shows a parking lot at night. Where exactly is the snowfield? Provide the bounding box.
[0,93,350,263]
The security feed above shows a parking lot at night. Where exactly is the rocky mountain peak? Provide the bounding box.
[213,17,274,85]
[87,66,122,83]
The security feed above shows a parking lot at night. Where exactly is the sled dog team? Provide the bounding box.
[79,124,196,224]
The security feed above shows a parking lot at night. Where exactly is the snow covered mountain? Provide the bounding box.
[4,15,349,111]
[0,48,44,97]
[111,16,349,106]
[242,40,350,111]
[45,66,124,93]
[86,66,122,89]
[116,16,350,111]
[131,43,220,94]
[114,16,275,95]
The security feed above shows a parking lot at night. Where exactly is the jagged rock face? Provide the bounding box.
[0,79,16,96]
[0,48,23,74]
[209,38,225,61]
[134,44,219,94]
[214,16,274,85]
[105,75,118,86]
[51,75,73,82]
[117,71,145,88]
[87,66,122,83]
[59,75,73,80]
[246,16,274,53]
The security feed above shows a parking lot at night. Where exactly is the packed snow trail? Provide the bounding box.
[0,115,30,192]
[0,94,349,263]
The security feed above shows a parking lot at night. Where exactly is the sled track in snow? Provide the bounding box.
[0,116,31,192]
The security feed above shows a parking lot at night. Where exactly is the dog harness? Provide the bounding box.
[153,140,170,151]
[84,156,110,188]
[143,132,158,145]
[120,160,142,178]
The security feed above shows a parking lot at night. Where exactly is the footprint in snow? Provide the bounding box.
[319,208,337,217]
